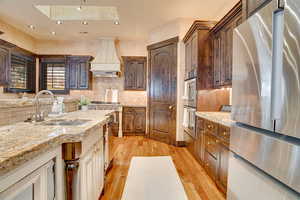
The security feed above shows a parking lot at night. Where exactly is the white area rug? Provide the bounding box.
[121,156,188,200]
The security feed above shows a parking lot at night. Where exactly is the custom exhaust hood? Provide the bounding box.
[90,38,121,77]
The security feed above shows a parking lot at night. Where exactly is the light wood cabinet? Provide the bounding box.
[78,138,104,200]
[0,160,55,200]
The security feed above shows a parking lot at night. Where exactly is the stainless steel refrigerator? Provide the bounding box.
[229,0,300,199]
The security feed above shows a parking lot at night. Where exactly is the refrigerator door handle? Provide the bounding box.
[271,9,284,121]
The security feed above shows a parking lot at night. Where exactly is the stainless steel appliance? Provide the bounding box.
[184,78,197,108]
[183,106,196,138]
[229,0,300,199]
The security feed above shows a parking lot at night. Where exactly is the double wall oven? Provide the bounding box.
[183,78,197,138]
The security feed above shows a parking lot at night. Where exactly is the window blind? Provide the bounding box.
[44,63,66,90]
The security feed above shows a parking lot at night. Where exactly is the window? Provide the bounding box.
[5,53,36,93]
[40,57,69,94]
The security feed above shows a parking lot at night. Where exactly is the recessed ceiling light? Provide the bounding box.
[28,25,35,29]
[56,20,63,25]
[51,31,56,35]
[114,21,120,25]
[82,21,88,25]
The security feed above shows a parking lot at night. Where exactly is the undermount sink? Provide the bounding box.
[42,119,91,126]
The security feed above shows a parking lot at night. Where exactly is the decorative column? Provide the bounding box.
[62,142,82,200]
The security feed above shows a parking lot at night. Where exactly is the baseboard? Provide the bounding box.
[176,141,186,147]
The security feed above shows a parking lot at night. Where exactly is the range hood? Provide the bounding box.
[90,38,121,77]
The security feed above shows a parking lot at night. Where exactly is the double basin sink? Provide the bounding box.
[41,119,91,126]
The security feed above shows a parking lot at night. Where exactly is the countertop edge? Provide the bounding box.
[195,111,235,127]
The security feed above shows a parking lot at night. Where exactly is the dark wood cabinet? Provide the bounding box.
[67,56,92,90]
[216,142,229,194]
[183,21,216,89]
[122,106,146,135]
[210,1,242,88]
[193,116,230,195]
[0,47,10,86]
[243,0,272,18]
[123,56,146,91]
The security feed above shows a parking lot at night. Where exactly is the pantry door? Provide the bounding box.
[147,37,178,145]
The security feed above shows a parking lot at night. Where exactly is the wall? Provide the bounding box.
[148,18,195,141]
[35,39,148,106]
[0,20,37,99]
[197,89,231,111]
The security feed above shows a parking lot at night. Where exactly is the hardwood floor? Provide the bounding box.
[100,136,225,200]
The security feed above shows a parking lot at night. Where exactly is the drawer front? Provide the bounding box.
[204,120,218,135]
[205,134,219,159]
[218,125,230,142]
[123,107,135,113]
[204,151,218,181]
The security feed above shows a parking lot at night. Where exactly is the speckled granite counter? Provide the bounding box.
[195,112,235,127]
[0,110,114,176]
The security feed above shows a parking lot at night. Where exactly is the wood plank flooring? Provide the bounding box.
[100,136,225,200]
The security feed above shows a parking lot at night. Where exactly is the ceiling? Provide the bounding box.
[0,0,239,41]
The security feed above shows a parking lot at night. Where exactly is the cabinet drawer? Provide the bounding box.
[204,120,218,135]
[218,125,230,143]
[123,107,135,113]
[204,151,218,181]
[205,134,219,159]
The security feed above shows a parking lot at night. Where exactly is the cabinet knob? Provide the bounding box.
[223,132,227,136]
[215,139,219,143]
[207,142,210,145]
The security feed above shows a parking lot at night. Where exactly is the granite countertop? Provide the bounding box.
[0,98,78,109]
[195,111,235,127]
[0,110,114,176]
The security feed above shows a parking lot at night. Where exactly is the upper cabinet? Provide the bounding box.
[123,56,147,91]
[68,56,93,90]
[210,1,242,88]
[242,0,271,18]
[0,47,10,86]
[183,21,216,89]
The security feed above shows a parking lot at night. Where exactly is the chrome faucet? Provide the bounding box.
[34,90,55,122]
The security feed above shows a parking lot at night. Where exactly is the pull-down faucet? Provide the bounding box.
[34,90,55,122]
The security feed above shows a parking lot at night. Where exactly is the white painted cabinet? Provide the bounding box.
[76,137,104,200]
[0,160,55,200]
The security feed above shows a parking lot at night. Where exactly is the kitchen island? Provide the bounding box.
[0,110,114,200]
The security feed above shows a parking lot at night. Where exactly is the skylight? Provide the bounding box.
[35,5,119,21]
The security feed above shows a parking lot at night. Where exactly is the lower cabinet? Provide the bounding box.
[78,138,104,200]
[122,106,146,135]
[0,160,55,200]
[194,116,230,195]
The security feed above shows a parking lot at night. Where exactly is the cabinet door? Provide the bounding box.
[124,61,137,90]
[78,62,89,89]
[80,149,96,200]
[69,62,78,89]
[0,160,55,200]
[0,47,10,86]
[204,151,218,181]
[221,23,234,86]
[212,34,222,87]
[135,61,146,90]
[217,143,229,194]
[134,108,146,134]
[185,40,192,80]
[123,111,135,133]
